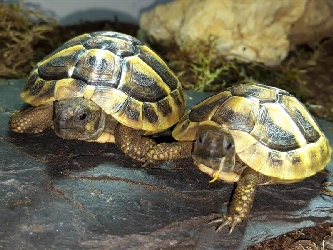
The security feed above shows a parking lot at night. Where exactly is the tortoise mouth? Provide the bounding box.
[196,163,240,183]
[54,127,103,141]
[192,154,222,171]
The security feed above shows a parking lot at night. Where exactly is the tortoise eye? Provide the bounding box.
[197,135,203,144]
[77,111,91,123]
[226,142,233,150]
[78,113,87,121]
[196,131,206,146]
[223,136,234,153]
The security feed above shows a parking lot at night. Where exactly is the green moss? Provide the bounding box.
[0,0,58,79]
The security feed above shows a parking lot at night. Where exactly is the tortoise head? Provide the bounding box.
[53,97,106,141]
[192,124,236,175]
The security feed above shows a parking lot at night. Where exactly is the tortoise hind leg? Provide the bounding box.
[210,167,259,233]
[9,104,53,133]
[114,124,193,163]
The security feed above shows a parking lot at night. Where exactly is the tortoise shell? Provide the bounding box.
[173,83,332,180]
[21,31,185,133]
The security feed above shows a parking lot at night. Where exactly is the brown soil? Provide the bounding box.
[248,224,333,250]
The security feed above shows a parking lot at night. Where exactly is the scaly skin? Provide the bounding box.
[209,167,259,233]
[9,105,53,133]
[114,124,157,162]
[145,141,193,163]
[115,124,193,163]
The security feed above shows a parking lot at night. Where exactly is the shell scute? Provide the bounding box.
[230,83,280,102]
[138,46,179,91]
[143,102,159,125]
[84,36,137,56]
[156,98,173,117]
[118,56,170,103]
[189,90,232,122]
[250,104,302,151]
[72,49,121,86]
[278,94,320,143]
[211,95,257,133]
[38,46,85,80]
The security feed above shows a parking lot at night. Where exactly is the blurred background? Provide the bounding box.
[4,0,170,25]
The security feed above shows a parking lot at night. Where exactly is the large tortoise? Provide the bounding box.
[147,83,332,232]
[9,31,185,162]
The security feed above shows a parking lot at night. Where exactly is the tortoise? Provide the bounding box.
[9,31,185,162]
[146,83,332,232]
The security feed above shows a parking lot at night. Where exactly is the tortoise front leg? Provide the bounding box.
[114,124,156,162]
[114,124,193,163]
[144,140,193,164]
[210,167,259,233]
[9,104,53,133]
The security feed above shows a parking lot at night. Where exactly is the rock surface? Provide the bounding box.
[139,0,333,66]
[0,79,333,249]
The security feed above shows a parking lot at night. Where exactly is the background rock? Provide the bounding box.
[139,0,333,66]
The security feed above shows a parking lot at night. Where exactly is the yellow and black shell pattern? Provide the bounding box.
[173,83,332,180]
[20,31,185,133]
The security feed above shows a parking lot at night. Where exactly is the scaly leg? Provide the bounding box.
[114,124,193,163]
[144,140,193,164]
[210,167,259,233]
[9,104,53,133]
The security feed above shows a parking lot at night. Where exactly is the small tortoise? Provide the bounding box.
[9,31,185,162]
[147,83,332,232]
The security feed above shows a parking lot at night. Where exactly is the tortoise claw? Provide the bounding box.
[209,214,242,233]
[141,160,151,168]
[322,181,333,196]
